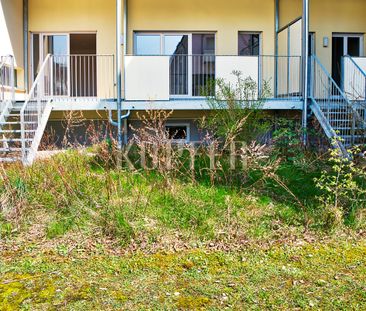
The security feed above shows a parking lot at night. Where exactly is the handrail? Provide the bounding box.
[21,55,53,164]
[312,55,352,104]
[25,54,52,101]
[310,54,365,148]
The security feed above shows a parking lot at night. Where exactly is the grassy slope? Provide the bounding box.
[0,151,365,309]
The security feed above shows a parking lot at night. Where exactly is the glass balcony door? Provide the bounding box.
[165,35,190,97]
[134,33,216,98]
[42,34,70,97]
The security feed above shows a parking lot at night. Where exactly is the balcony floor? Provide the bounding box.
[50,98,304,111]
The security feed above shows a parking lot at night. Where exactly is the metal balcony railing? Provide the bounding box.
[32,54,116,102]
[127,54,302,100]
[0,55,15,114]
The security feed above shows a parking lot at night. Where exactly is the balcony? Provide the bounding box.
[124,54,303,108]
[37,54,303,111]
[38,54,116,106]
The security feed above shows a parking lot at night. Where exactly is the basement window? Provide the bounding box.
[165,123,190,142]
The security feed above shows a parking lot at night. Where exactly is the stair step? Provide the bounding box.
[0,138,32,142]
[0,130,36,134]
[0,121,36,125]
[0,147,23,152]
[0,157,22,163]
[334,127,366,130]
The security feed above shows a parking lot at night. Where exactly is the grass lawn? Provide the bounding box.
[0,151,365,310]
[1,240,365,310]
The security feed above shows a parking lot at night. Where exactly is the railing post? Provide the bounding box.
[351,111,356,146]
[20,109,26,163]
[10,56,15,104]
[258,55,262,97]
[302,0,310,143]
[50,55,54,98]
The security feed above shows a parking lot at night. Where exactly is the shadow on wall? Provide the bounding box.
[0,0,23,68]
[42,119,118,149]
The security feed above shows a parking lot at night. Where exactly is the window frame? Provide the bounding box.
[165,122,191,143]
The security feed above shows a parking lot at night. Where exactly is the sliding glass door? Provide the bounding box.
[134,33,216,97]
[43,34,69,96]
[165,35,189,96]
[31,33,97,97]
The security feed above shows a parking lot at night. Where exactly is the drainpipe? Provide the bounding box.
[301,0,309,143]
[23,0,29,92]
[109,109,130,127]
[123,0,128,145]
[116,0,123,149]
[274,0,279,98]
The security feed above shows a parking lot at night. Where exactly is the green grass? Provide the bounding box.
[0,242,365,310]
[0,150,365,309]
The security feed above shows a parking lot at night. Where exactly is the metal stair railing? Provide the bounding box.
[21,54,53,165]
[0,55,15,119]
[310,55,365,150]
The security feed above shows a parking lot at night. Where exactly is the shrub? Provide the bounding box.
[315,145,366,229]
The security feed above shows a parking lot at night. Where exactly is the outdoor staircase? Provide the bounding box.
[0,55,54,165]
[309,55,366,156]
[0,101,29,163]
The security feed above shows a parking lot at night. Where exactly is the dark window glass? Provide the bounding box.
[332,36,344,87]
[192,34,215,55]
[192,34,216,96]
[166,35,189,95]
[165,125,188,140]
[32,34,40,81]
[238,33,260,56]
[348,37,361,57]
[70,34,97,97]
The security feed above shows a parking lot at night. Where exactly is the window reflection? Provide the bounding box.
[166,35,189,95]
[135,35,161,55]
[238,33,260,56]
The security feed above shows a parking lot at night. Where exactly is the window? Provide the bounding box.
[165,123,190,142]
[238,32,260,56]
[164,35,189,55]
[135,34,161,55]
[134,32,216,97]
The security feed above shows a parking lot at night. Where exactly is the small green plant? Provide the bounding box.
[200,71,271,148]
[272,118,304,161]
[315,145,366,229]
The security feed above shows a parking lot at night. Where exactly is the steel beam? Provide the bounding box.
[302,0,309,142]
[116,0,122,148]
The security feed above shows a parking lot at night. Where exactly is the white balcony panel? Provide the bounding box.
[216,56,259,99]
[344,57,366,101]
[353,57,366,73]
[125,56,170,101]
[289,20,302,95]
